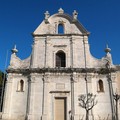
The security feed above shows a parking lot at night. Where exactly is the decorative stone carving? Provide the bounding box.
[104,44,113,65]
[30,76,36,83]
[58,18,64,23]
[53,45,67,47]
[73,10,78,22]
[9,55,31,69]
[44,11,50,23]
[11,45,18,55]
[58,8,64,14]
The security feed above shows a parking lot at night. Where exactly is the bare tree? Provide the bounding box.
[78,93,97,120]
[113,93,120,120]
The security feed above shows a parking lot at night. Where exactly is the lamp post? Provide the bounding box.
[113,93,120,120]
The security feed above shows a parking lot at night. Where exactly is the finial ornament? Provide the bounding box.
[44,11,50,20]
[105,44,111,53]
[44,11,50,23]
[11,45,18,55]
[58,8,64,14]
[104,44,113,65]
[73,10,78,21]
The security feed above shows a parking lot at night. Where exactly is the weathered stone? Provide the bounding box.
[2,9,120,120]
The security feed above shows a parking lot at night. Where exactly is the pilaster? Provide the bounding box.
[27,75,36,119]
[31,38,38,68]
[2,75,13,119]
[41,73,49,120]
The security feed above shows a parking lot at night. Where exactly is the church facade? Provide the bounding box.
[2,8,120,120]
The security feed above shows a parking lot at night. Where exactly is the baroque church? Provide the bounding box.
[2,8,120,120]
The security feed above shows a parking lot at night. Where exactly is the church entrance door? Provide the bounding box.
[54,97,67,120]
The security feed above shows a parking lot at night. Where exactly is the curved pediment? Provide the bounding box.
[33,9,89,36]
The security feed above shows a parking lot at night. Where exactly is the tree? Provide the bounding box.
[0,70,6,111]
[0,71,4,87]
[78,93,97,120]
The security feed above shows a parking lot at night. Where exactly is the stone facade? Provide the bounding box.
[2,8,120,120]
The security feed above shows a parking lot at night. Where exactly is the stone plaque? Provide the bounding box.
[56,83,65,89]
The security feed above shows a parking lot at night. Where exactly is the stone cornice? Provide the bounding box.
[32,33,89,37]
[6,67,118,74]
[50,91,70,93]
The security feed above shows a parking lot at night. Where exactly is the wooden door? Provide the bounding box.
[54,98,66,120]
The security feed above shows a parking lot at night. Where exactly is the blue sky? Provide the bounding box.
[0,0,120,71]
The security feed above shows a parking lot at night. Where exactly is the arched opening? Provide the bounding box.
[56,51,66,67]
[58,24,64,34]
[20,80,24,92]
[98,80,104,92]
